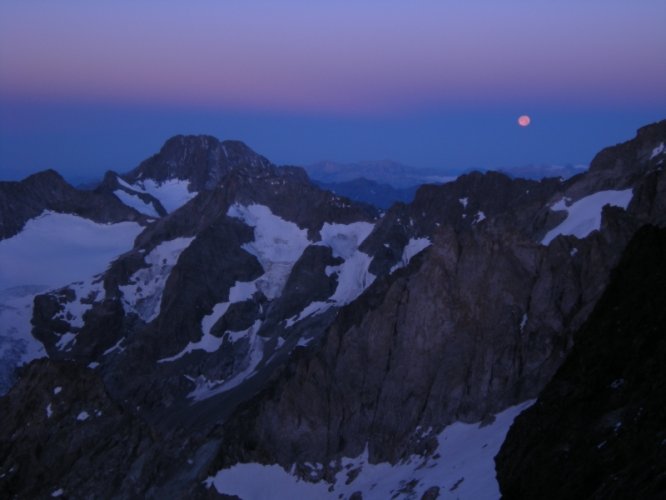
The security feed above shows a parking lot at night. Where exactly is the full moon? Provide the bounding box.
[518,115,531,127]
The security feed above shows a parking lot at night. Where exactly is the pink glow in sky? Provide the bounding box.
[1,1,665,115]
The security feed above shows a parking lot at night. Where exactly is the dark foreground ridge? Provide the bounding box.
[496,225,666,499]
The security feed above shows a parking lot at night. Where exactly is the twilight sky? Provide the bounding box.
[1,1,665,182]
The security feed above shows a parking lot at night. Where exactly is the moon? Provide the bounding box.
[518,115,531,127]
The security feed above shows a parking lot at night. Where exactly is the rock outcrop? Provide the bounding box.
[0,360,154,499]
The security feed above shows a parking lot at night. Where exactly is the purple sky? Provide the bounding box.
[1,1,665,181]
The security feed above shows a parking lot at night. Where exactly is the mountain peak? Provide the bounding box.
[125,135,272,191]
[158,134,221,154]
[22,168,68,187]
[588,119,666,180]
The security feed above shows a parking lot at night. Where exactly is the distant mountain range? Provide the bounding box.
[0,121,665,498]
[304,160,457,189]
[499,163,589,180]
[304,160,587,209]
[312,177,419,210]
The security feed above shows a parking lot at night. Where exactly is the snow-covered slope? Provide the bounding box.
[0,211,143,393]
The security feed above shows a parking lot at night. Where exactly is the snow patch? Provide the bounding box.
[51,489,64,498]
[120,237,195,322]
[459,197,469,209]
[296,336,314,347]
[390,238,431,274]
[201,303,232,338]
[116,177,133,189]
[46,403,53,418]
[610,378,625,390]
[206,400,534,500]
[541,189,633,245]
[326,251,375,305]
[285,301,331,327]
[318,222,374,259]
[228,204,310,299]
[54,278,105,330]
[129,178,197,213]
[113,189,160,217]
[76,411,90,421]
[186,320,264,401]
[159,279,261,363]
[473,211,487,223]
[287,223,377,327]
[103,338,125,356]
[53,386,62,395]
[55,332,76,351]
[650,142,664,159]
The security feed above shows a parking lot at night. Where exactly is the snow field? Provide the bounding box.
[0,211,143,290]
[390,237,431,274]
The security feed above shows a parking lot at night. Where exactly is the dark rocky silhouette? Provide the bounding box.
[496,225,666,499]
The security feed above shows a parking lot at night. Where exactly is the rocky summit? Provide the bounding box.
[1,121,665,499]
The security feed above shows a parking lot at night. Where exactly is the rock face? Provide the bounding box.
[1,121,665,497]
[495,225,666,500]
